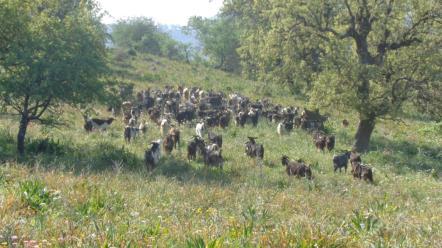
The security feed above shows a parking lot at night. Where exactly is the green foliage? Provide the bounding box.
[0,0,109,106]
[348,210,380,235]
[225,0,442,150]
[111,17,187,61]
[186,15,241,73]
[19,179,53,211]
[186,236,223,248]
[0,0,111,154]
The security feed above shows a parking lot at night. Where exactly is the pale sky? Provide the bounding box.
[97,0,224,25]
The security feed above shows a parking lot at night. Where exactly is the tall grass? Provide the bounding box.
[0,52,441,247]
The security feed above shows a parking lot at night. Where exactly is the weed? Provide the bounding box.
[19,179,53,211]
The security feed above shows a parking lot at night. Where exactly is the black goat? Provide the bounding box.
[248,108,259,127]
[332,151,351,173]
[144,140,161,171]
[244,137,264,160]
[235,111,247,127]
[218,111,230,129]
[187,136,205,161]
[124,126,139,143]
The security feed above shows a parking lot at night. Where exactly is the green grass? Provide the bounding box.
[0,52,441,247]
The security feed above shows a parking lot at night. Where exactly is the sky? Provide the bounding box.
[97,0,224,26]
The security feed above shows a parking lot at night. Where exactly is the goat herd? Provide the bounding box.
[83,85,373,183]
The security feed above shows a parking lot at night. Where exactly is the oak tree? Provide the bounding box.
[0,0,109,155]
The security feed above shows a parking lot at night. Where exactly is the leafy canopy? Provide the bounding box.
[111,17,187,61]
[186,15,241,73]
[224,0,441,151]
[224,0,441,120]
[0,0,109,116]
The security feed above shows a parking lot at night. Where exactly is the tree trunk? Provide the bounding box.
[17,114,29,156]
[353,116,376,153]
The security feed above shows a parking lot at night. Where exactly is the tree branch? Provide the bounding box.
[386,10,438,51]
[28,96,52,121]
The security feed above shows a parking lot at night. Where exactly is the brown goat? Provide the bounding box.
[162,134,175,155]
[351,162,373,183]
[168,127,180,149]
[350,152,362,166]
[314,135,327,151]
[281,155,313,180]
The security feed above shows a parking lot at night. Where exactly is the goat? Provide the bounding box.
[218,111,230,129]
[235,111,247,127]
[177,109,195,125]
[203,143,223,169]
[168,127,180,149]
[314,135,327,151]
[139,121,148,134]
[208,131,222,148]
[83,116,93,132]
[332,151,351,173]
[244,137,264,160]
[326,135,335,151]
[124,125,139,143]
[144,140,161,171]
[350,151,362,166]
[187,136,205,161]
[147,107,161,125]
[162,134,175,155]
[277,122,287,136]
[160,119,170,137]
[342,119,349,128]
[183,87,190,101]
[195,122,205,138]
[248,108,259,127]
[281,155,313,180]
[128,115,137,127]
[351,162,374,183]
[86,117,115,131]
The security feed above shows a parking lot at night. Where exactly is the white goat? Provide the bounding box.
[160,119,170,137]
[195,122,205,138]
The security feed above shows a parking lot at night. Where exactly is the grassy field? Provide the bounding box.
[1,52,441,247]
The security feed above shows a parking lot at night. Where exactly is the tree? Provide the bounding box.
[186,15,241,73]
[225,0,441,152]
[0,0,109,155]
[111,17,189,61]
[111,17,163,56]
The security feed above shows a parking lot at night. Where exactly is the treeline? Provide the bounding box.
[111,17,191,62]
[110,16,242,74]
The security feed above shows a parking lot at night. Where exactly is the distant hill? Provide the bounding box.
[105,23,201,50]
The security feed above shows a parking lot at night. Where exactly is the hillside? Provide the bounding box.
[0,52,441,247]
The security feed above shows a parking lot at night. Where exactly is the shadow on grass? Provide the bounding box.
[0,130,233,185]
[368,136,442,174]
[153,156,233,185]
